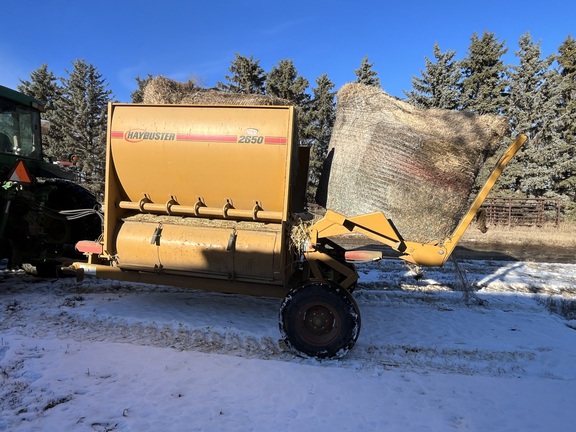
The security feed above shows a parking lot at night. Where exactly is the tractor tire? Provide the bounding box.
[28,180,101,277]
[41,179,101,247]
[279,281,361,359]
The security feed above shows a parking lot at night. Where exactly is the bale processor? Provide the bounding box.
[69,99,526,359]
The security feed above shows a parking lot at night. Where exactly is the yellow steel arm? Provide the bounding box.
[308,210,407,253]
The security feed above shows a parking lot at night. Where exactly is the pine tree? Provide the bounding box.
[131,74,154,103]
[217,54,266,94]
[460,31,508,114]
[54,59,112,198]
[354,56,380,88]
[404,43,461,109]
[265,59,309,106]
[300,74,336,197]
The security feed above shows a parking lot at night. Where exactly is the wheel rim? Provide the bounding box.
[296,302,341,346]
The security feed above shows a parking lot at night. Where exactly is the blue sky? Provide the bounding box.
[1,0,574,102]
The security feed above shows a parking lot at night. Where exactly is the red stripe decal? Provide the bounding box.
[111,131,124,138]
[177,134,237,142]
[264,136,287,145]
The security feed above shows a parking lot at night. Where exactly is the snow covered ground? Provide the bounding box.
[1,257,576,431]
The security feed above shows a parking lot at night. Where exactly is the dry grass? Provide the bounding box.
[143,76,291,106]
[124,212,317,252]
[124,213,282,231]
[462,222,576,248]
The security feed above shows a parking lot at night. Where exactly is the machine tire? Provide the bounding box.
[279,281,361,359]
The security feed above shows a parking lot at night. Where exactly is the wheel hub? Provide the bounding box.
[305,306,335,335]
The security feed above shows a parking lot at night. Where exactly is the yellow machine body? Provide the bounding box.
[76,103,304,296]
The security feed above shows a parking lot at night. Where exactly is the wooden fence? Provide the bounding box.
[481,197,561,227]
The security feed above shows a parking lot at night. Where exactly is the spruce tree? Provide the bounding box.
[518,71,563,199]
[552,36,576,207]
[265,59,309,106]
[301,74,336,197]
[54,59,112,197]
[496,33,554,195]
[18,64,61,112]
[404,43,461,109]
[460,31,508,114]
[354,56,381,88]
[18,64,62,156]
[217,54,266,94]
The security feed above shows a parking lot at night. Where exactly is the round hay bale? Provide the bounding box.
[318,83,509,244]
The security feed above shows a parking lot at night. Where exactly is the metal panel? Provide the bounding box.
[115,220,282,283]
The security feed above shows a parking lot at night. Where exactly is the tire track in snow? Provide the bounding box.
[2,307,540,378]
[1,276,563,378]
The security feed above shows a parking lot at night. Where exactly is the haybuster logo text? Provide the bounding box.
[125,129,176,142]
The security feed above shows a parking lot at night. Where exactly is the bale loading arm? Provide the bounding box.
[305,134,527,272]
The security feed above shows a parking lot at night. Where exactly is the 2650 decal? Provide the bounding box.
[238,135,264,144]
